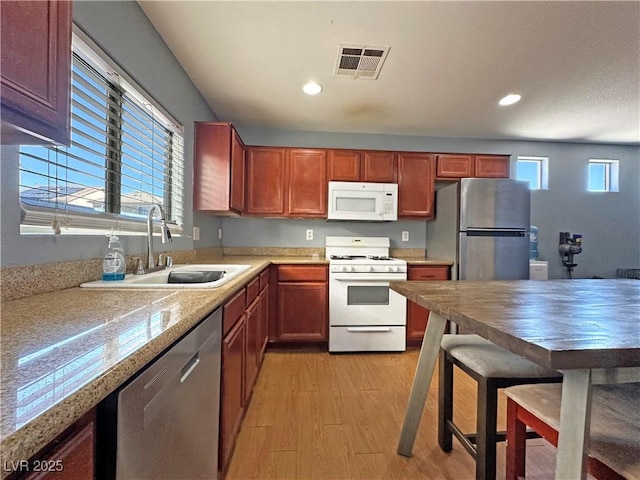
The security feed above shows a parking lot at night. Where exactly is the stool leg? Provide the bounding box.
[506,398,527,480]
[476,378,498,480]
[438,349,454,452]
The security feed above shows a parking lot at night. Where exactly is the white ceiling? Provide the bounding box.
[138,1,640,145]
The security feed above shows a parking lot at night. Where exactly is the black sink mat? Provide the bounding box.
[167,271,226,284]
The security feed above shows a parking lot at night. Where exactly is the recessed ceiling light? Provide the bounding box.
[499,94,521,106]
[303,82,322,95]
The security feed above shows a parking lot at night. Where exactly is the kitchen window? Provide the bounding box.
[588,159,619,192]
[19,28,184,235]
[516,156,548,190]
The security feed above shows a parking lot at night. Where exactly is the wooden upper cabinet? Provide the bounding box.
[245,147,286,215]
[474,155,510,178]
[328,150,361,181]
[287,148,327,217]
[230,130,246,210]
[436,154,474,178]
[397,153,436,218]
[1,0,72,146]
[194,122,245,214]
[327,149,395,182]
[436,153,510,179]
[363,151,396,182]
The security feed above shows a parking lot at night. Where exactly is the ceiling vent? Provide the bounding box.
[334,45,390,79]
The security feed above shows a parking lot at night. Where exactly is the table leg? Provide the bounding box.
[554,369,592,480]
[397,311,447,457]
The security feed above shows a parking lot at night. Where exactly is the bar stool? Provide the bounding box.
[438,334,563,480]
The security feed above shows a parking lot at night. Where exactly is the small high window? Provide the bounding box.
[588,159,619,192]
[516,156,549,190]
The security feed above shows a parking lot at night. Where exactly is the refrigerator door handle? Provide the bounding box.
[465,228,527,237]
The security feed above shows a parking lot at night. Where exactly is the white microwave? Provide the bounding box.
[327,181,398,221]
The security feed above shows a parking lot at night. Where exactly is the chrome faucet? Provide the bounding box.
[147,204,172,270]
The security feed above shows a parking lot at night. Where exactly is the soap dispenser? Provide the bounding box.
[102,234,126,281]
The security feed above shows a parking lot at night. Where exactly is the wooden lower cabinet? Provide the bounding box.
[271,265,328,343]
[11,411,95,480]
[258,283,269,363]
[220,316,246,472]
[219,270,270,474]
[406,265,451,345]
[244,296,260,403]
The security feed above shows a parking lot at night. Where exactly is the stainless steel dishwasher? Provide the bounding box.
[98,308,222,479]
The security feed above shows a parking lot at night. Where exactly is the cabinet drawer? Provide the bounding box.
[277,265,327,282]
[408,266,450,281]
[223,289,246,336]
[246,277,260,304]
[259,269,269,291]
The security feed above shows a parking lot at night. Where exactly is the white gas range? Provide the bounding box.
[326,236,407,352]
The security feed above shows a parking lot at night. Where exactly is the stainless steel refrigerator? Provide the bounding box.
[426,178,531,281]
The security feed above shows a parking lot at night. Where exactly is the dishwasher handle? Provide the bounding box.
[180,353,200,383]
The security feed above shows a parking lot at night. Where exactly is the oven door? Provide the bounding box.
[329,273,407,326]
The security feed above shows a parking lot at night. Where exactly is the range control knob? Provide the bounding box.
[369,266,375,272]
[390,266,398,272]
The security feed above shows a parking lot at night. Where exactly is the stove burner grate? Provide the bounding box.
[329,255,366,260]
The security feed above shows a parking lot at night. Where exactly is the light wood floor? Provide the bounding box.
[225,350,559,480]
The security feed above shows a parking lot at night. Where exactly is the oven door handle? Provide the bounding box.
[346,327,392,333]
[332,275,407,282]
[347,327,391,333]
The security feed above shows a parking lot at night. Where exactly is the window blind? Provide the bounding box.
[19,29,184,236]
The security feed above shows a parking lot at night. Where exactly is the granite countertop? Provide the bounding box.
[0,254,450,472]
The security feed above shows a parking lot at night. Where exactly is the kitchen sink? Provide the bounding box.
[80,264,252,289]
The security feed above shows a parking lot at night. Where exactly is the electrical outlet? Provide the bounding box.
[402,231,409,242]
[218,228,222,240]
[193,226,200,241]
[306,229,314,240]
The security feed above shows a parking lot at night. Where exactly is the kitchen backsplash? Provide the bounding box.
[0,249,200,302]
[0,246,428,302]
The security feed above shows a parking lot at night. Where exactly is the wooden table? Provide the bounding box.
[391,279,640,480]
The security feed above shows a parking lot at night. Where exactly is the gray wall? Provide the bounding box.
[1,2,638,281]
[228,128,640,279]
[0,1,221,268]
